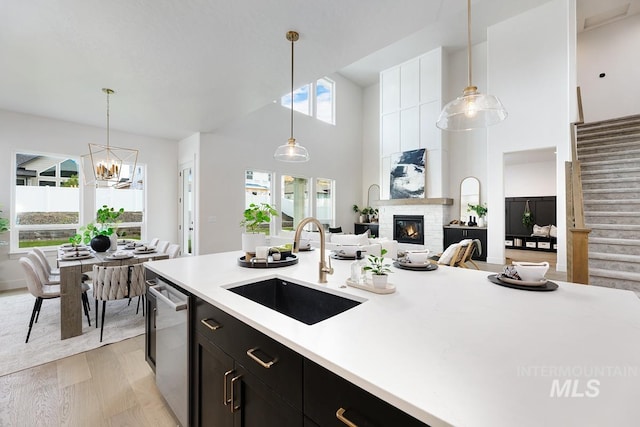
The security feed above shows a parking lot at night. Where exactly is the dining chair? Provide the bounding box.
[33,247,60,276]
[148,237,160,247]
[452,241,479,269]
[156,240,170,254]
[167,243,181,258]
[19,257,61,343]
[27,251,60,284]
[92,263,146,342]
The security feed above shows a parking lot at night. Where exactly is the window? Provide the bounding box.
[280,77,335,125]
[316,78,335,124]
[281,175,309,231]
[244,170,274,234]
[95,164,145,240]
[14,153,81,248]
[315,178,335,229]
[281,84,311,116]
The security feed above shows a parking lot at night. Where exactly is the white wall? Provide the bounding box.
[504,160,557,197]
[486,0,576,271]
[445,42,489,223]
[362,83,381,208]
[0,109,178,290]
[197,73,364,255]
[578,13,640,122]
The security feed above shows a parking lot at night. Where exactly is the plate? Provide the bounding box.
[62,253,93,260]
[498,274,547,287]
[487,274,558,292]
[134,249,157,254]
[393,261,438,271]
[61,245,89,252]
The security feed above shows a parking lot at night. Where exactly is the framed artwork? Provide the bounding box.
[390,148,426,199]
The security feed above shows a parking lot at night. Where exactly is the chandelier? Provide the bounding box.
[82,88,138,187]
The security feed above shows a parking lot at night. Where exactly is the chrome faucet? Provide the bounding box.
[292,217,334,283]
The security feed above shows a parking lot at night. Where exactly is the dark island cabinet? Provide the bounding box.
[192,297,303,427]
[191,296,430,427]
[304,359,429,427]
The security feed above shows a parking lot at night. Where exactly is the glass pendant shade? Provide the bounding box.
[275,30,310,162]
[273,138,310,162]
[436,0,507,131]
[436,86,508,131]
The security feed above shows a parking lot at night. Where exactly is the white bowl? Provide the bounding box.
[513,261,549,282]
[407,250,430,264]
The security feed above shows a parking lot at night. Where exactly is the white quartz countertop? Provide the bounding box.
[146,251,640,427]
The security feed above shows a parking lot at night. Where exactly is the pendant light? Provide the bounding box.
[82,88,138,187]
[274,30,310,162]
[436,0,507,131]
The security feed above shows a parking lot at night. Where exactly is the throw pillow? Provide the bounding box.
[532,224,550,237]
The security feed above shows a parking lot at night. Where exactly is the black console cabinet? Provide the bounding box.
[354,222,379,237]
[443,226,487,261]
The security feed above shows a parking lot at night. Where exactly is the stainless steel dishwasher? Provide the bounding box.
[148,278,189,427]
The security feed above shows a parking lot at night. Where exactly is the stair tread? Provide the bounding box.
[589,252,640,262]
[589,267,640,281]
[590,237,640,245]
[586,224,640,230]
[582,177,640,184]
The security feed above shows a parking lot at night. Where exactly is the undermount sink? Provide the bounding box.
[226,278,363,325]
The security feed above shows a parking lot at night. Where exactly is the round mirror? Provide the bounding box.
[460,177,480,221]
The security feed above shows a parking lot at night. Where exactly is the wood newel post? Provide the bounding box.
[569,228,591,285]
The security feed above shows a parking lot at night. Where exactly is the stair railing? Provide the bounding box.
[566,86,591,284]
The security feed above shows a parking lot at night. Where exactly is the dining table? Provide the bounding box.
[57,245,168,340]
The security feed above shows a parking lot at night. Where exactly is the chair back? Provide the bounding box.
[93,264,145,301]
[19,257,47,298]
[32,248,53,276]
[156,240,170,253]
[26,252,53,285]
[167,244,181,258]
[148,237,160,247]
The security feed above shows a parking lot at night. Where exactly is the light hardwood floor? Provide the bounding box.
[0,335,178,427]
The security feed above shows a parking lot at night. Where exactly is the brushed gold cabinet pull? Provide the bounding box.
[246,347,277,368]
[223,370,234,406]
[230,374,242,413]
[336,407,358,427]
[200,318,222,331]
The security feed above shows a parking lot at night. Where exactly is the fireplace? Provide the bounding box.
[393,215,424,245]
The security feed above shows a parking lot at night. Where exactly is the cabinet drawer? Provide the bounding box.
[195,297,303,410]
[304,359,429,427]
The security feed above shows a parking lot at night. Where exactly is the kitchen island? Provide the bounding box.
[146,250,640,427]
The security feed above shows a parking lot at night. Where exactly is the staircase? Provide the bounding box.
[577,114,640,294]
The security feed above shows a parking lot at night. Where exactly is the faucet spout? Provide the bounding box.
[293,217,334,283]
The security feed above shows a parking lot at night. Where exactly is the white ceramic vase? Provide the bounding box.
[109,232,118,252]
[242,232,266,254]
[477,217,485,227]
[371,274,388,289]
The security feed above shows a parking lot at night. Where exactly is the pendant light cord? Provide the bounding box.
[106,90,110,149]
[467,0,472,88]
[290,34,295,141]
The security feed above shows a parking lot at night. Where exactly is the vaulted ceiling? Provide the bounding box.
[0,0,637,140]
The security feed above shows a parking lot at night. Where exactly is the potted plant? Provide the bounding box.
[240,203,278,256]
[369,207,379,223]
[363,248,392,288]
[467,203,488,227]
[79,205,124,252]
[522,200,533,229]
[353,204,364,223]
[360,207,371,223]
